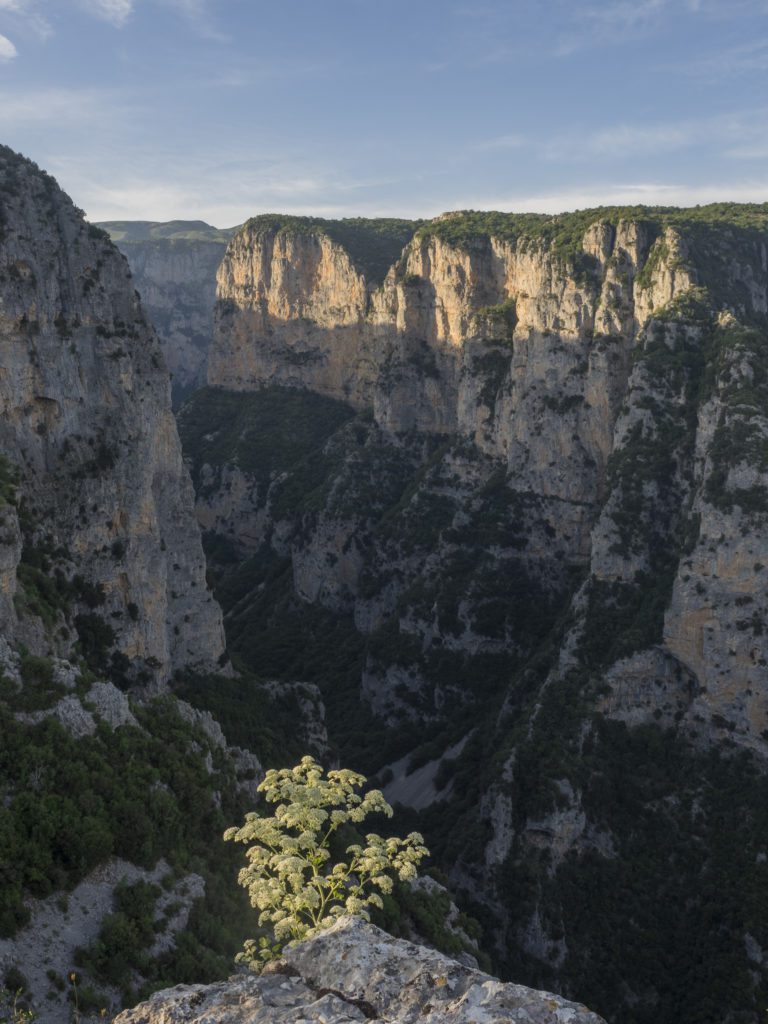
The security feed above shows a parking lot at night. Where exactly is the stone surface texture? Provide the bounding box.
[114,917,606,1024]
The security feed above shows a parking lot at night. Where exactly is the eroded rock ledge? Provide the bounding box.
[114,917,605,1024]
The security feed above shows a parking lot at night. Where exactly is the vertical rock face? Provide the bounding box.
[205,210,768,746]
[210,216,418,407]
[212,225,374,403]
[0,147,225,681]
[210,216,688,453]
[97,221,234,405]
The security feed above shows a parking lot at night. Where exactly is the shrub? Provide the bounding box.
[224,755,428,965]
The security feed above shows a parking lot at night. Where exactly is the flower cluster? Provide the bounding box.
[224,756,428,964]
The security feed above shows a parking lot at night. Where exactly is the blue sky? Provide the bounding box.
[1,0,767,224]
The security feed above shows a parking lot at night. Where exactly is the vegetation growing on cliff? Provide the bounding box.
[0,456,19,507]
[0,692,249,941]
[418,202,768,271]
[177,386,355,497]
[178,387,577,775]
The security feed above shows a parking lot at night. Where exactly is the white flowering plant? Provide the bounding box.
[223,755,428,966]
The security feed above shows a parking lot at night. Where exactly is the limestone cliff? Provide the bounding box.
[205,208,768,748]
[0,147,226,682]
[98,221,235,405]
[210,215,419,406]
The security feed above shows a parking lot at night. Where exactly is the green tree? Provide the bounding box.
[224,755,428,965]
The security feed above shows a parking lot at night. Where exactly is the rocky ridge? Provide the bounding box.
[114,916,605,1024]
[0,150,246,1023]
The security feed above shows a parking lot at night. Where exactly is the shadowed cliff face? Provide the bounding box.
[97,221,237,407]
[117,240,226,404]
[0,147,226,683]
[184,205,768,1022]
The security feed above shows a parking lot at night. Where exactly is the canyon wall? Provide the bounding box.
[98,221,234,405]
[204,211,768,748]
[0,148,226,682]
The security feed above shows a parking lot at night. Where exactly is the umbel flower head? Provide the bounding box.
[224,755,428,965]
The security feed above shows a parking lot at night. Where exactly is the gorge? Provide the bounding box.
[1,143,768,1024]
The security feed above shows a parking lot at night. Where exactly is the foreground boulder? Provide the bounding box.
[114,916,605,1023]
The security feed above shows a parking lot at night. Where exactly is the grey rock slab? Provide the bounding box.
[115,917,605,1024]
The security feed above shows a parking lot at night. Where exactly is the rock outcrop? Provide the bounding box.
[0,148,226,682]
[114,917,606,1024]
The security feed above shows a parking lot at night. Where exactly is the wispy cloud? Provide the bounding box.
[0,31,16,58]
[536,109,768,162]
[578,122,700,158]
[0,0,224,37]
[210,59,334,88]
[0,86,138,134]
[158,0,227,40]
[449,179,768,215]
[684,0,768,15]
[473,134,527,152]
[80,0,134,26]
[680,38,768,78]
[555,0,668,55]
[52,144,423,223]
[726,146,768,160]
[0,0,52,40]
[448,0,673,66]
[452,0,768,66]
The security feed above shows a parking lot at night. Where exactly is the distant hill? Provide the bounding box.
[95,219,239,244]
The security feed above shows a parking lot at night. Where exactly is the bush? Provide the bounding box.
[224,756,428,965]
